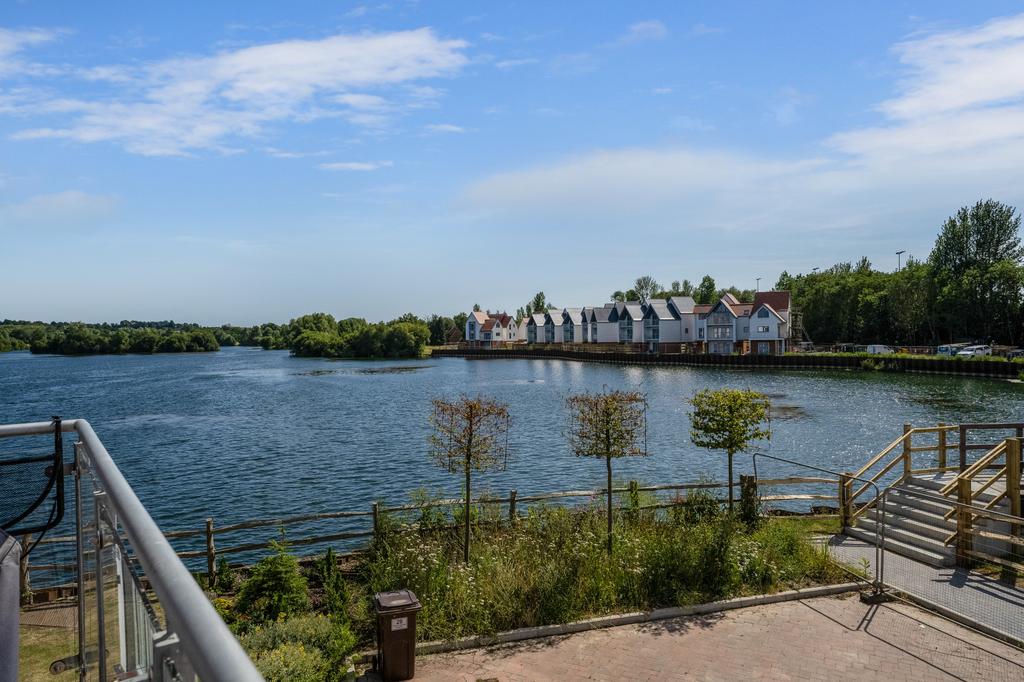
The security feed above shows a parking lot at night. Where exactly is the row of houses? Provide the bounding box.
[465,291,793,355]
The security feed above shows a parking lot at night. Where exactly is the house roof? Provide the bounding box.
[471,310,488,324]
[722,292,740,305]
[481,318,497,331]
[622,302,645,319]
[668,296,696,314]
[693,304,713,316]
[752,303,785,321]
[562,307,583,325]
[752,291,791,312]
[527,313,547,327]
[644,299,679,321]
[592,306,613,323]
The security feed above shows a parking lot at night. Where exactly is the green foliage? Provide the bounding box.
[235,541,310,626]
[241,615,357,682]
[695,275,717,304]
[215,557,237,593]
[362,506,844,642]
[313,549,349,621]
[23,323,219,355]
[286,314,431,359]
[689,389,771,509]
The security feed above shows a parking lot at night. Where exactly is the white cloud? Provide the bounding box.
[0,190,118,230]
[690,23,723,37]
[463,14,1024,256]
[318,160,393,171]
[0,27,62,77]
[425,123,465,133]
[615,20,668,46]
[651,86,673,95]
[495,58,539,69]
[5,28,468,155]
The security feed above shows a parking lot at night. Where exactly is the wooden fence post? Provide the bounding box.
[205,518,216,586]
[937,422,947,470]
[1005,438,1021,583]
[956,478,973,568]
[372,502,380,540]
[19,534,31,606]
[902,423,913,481]
[508,490,517,525]
[838,474,850,529]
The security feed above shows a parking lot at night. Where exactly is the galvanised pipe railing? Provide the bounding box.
[0,419,262,682]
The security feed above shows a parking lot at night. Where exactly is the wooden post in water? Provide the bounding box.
[956,478,973,569]
[937,422,947,470]
[205,518,216,586]
[508,489,517,525]
[902,423,913,481]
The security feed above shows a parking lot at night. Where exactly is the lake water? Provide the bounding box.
[2,347,1022,560]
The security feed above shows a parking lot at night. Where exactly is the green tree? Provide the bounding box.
[566,390,647,555]
[235,541,310,625]
[633,275,661,303]
[695,275,717,304]
[689,389,771,510]
[428,396,511,562]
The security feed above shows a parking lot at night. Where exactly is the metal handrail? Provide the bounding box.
[751,451,886,595]
[1,420,262,681]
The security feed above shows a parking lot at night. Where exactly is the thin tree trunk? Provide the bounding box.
[606,454,613,556]
[464,462,471,563]
[727,450,734,511]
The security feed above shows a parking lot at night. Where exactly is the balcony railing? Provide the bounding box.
[1,419,262,682]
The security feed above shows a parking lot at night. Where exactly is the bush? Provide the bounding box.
[235,541,309,626]
[241,614,357,669]
[250,643,329,682]
[313,548,349,621]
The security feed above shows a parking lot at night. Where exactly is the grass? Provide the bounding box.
[769,514,841,536]
[18,624,77,682]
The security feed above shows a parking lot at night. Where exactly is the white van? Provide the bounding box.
[956,345,992,357]
[865,345,894,355]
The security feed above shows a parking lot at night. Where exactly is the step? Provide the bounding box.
[906,476,1006,504]
[855,517,955,554]
[844,526,955,568]
[863,509,954,542]
[885,488,954,517]
[876,500,956,532]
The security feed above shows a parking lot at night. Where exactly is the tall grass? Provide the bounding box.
[360,494,844,642]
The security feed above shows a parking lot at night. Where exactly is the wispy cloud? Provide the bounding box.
[4,28,469,155]
[769,87,812,126]
[651,86,673,95]
[318,160,393,171]
[0,26,63,77]
[614,20,668,46]
[425,122,465,133]
[0,190,118,230]
[690,23,723,37]
[464,13,1024,254]
[495,58,539,69]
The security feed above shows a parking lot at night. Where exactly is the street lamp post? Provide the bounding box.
[896,250,906,271]
[756,277,761,292]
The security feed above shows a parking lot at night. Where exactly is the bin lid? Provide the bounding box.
[375,589,421,611]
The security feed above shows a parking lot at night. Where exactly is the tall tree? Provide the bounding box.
[428,396,511,562]
[695,275,717,304]
[566,390,648,555]
[633,275,661,303]
[689,389,771,510]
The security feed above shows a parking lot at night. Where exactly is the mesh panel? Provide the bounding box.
[0,445,62,536]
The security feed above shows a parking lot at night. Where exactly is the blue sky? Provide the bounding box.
[3,2,1024,324]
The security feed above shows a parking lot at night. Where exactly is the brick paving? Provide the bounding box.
[360,594,1024,681]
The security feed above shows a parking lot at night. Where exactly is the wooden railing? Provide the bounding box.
[25,475,837,592]
[843,422,958,525]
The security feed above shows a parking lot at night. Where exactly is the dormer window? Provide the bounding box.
[758,308,770,318]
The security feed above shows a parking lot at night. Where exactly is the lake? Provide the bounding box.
[2,347,1022,561]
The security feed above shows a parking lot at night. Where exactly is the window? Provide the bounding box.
[758,308,770,318]
[758,342,770,354]
[743,326,749,333]
[757,325,770,333]
[698,328,704,339]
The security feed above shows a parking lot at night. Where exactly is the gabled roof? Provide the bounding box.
[722,292,740,305]
[752,291,791,313]
[543,310,560,325]
[481,318,497,331]
[580,307,593,323]
[562,307,583,325]
[621,302,644,320]
[694,304,713,316]
[470,310,488,324]
[592,306,613,323]
[527,313,546,327]
[644,299,679,321]
[668,296,696,315]
[751,303,785,321]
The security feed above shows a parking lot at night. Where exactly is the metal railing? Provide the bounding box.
[1,419,262,681]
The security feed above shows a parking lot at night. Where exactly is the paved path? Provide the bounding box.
[827,534,1024,644]
[359,595,1024,681]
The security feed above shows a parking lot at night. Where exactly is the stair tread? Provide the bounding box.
[844,527,953,566]
[862,512,953,537]
[877,502,956,527]
[856,518,954,551]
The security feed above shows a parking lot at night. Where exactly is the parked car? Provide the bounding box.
[1006,349,1024,360]
[865,344,894,354]
[956,345,992,357]
[937,343,969,356]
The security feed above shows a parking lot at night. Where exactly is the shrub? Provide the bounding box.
[313,548,349,621]
[235,541,309,626]
[241,614,357,667]
[251,643,328,682]
[215,556,237,593]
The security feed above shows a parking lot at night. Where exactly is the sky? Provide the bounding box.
[3,2,1024,325]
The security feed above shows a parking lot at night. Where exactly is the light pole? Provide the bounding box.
[896,250,906,271]
[756,277,761,292]
[811,267,819,274]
